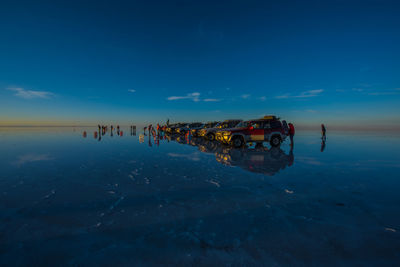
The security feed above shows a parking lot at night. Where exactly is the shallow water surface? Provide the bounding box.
[0,127,399,266]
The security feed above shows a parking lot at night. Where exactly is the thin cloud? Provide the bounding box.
[368,91,400,96]
[167,92,224,102]
[241,94,251,99]
[8,87,54,99]
[296,89,323,98]
[275,94,290,99]
[275,89,323,99]
[259,96,267,101]
[167,92,200,102]
[128,89,136,93]
[203,98,221,102]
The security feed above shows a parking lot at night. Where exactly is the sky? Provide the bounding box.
[0,0,399,129]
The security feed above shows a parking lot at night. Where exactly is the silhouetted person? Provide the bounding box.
[288,123,295,147]
[321,124,326,141]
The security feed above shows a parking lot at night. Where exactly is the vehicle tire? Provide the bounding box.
[232,136,244,148]
[270,135,281,147]
[207,133,215,141]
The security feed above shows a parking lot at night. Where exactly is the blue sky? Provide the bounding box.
[1,0,399,128]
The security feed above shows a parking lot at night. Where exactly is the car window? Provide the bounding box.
[250,122,264,129]
[235,121,248,128]
[220,122,229,128]
[264,122,271,129]
[270,121,281,128]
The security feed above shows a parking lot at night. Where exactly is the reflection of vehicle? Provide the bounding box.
[177,122,203,135]
[198,119,242,141]
[166,123,186,134]
[215,116,288,147]
[215,146,294,176]
[191,121,219,137]
[188,137,223,154]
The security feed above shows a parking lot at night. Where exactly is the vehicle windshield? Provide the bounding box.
[205,122,218,128]
[235,121,250,128]
[190,123,203,128]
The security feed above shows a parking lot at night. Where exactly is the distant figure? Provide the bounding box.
[157,123,160,135]
[148,124,152,135]
[321,124,326,141]
[98,124,101,132]
[321,140,326,152]
[166,119,170,126]
[288,123,295,146]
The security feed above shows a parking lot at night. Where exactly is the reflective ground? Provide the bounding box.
[0,127,399,266]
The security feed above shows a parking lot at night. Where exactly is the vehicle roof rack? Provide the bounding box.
[260,115,278,120]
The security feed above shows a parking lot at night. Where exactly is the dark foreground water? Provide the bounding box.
[0,127,399,266]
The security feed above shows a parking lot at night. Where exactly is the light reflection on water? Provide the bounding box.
[0,127,399,265]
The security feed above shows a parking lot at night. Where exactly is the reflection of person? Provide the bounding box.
[320,140,326,152]
[288,123,295,146]
[321,124,326,140]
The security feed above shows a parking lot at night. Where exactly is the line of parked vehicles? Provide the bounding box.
[165,115,290,148]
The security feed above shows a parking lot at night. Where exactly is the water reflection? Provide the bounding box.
[215,146,293,176]
[1,127,400,266]
[165,134,294,176]
[321,139,326,152]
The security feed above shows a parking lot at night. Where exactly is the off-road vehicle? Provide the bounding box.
[190,121,219,137]
[215,116,288,147]
[198,119,242,141]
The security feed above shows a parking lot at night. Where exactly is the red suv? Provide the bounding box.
[215,116,289,147]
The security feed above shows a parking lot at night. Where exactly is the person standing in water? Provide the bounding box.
[288,123,295,147]
[321,124,326,141]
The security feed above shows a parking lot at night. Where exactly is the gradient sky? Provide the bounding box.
[1,0,399,128]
